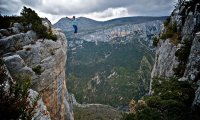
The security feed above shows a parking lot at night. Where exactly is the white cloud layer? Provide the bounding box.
[84,7,129,21]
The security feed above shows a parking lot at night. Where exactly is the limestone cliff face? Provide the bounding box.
[151,39,178,77]
[0,22,74,120]
[80,20,163,47]
[151,0,200,106]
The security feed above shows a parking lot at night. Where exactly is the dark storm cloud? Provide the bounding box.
[126,0,177,16]
[0,0,22,15]
[22,0,42,8]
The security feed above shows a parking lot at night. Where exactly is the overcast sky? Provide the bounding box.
[0,0,178,24]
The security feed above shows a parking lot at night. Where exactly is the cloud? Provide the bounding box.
[20,0,177,16]
[0,0,178,23]
[21,0,102,15]
[87,7,129,19]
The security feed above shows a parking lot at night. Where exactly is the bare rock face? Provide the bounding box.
[0,57,51,120]
[149,39,179,94]
[29,89,51,120]
[0,22,74,120]
[183,35,200,81]
[183,35,200,107]
[151,39,178,78]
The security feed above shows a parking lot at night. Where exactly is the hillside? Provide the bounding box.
[67,38,154,107]
[65,18,164,108]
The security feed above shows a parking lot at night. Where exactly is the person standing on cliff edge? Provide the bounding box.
[66,16,78,34]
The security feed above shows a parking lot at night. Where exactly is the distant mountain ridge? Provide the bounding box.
[53,16,167,32]
[103,16,167,25]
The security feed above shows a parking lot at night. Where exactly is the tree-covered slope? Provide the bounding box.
[66,34,154,107]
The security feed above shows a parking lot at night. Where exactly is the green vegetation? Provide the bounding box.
[46,26,57,41]
[0,15,22,29]
[163,17,171,27]
[122,107,161,120]
[173,63,187,78]
[67,36,154,107]
[0,58,36,119]
[74,105,122,120]
[153,37,159,47]
[175,39,192,62]
[21,7,57,40]
[160,18,181,46]
[46,33,57,41]
[160,21,175,39]
[32,65,42,75]
[122,77,200,120]
[173,39,192,77]
[0,7,57,40]
[160,18,173,40]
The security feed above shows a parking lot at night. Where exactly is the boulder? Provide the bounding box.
[13,23,24,31]
[3,54,26,76]
[0,29,10,36]
[0,31,36,54]
[11,27,20,34]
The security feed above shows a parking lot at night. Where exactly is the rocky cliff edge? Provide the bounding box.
[151,0,200,107]
[0,21,74,120]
